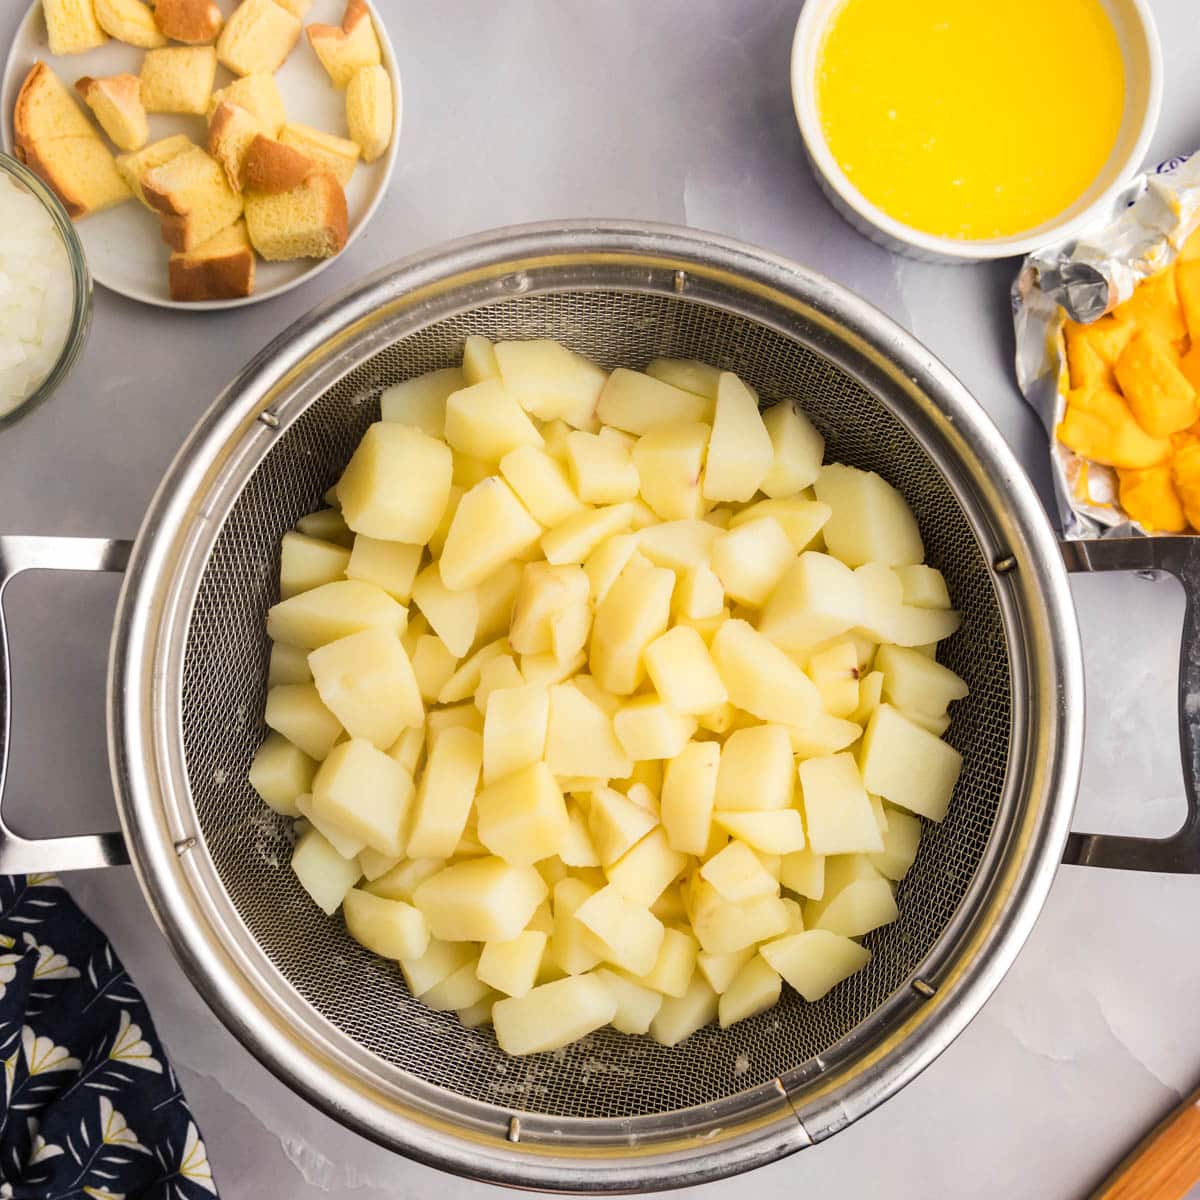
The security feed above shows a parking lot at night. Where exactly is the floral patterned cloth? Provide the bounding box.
[0,875,218,1199]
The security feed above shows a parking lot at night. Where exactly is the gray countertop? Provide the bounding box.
[3,0,1200,1196]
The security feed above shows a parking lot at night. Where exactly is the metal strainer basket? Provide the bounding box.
[2,223,1198,1192]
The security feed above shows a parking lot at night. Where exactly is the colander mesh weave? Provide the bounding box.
[181,290,1010,1119]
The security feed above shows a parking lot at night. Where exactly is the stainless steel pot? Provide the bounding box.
[0,222,1196,1193]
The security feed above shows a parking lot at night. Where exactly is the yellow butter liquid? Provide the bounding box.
[816,0,1126,240]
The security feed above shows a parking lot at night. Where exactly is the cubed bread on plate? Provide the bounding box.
[42,0,108,55]
[94,0,166,47]
[14,62,131,218]
[116,133,193,207]
[208,74,286,135]
[245,169,347,261]
[345,64,391,163]
[139,46,217,115]
[153,0,223,43]
[169,219,256,301]
[217,0,302,76]
[75,74,148,152]
[243,134,312,194]
[277,122,358,186]
[207,99,264,191]
[307,0,381,88]
[142,146,243,252]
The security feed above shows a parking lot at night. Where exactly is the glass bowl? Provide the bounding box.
[0,151,92,427]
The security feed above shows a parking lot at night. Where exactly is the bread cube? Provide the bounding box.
[494,340,606,428]
[661,740,719,855]
[267,579,406,649]
[799,752,884,855]
[154,0,224,43]
[592,968,662,1034]
[115,133,192,209]
[264,682,342,760]
[291,828,360,915]
[715,724,794,811]
[43,0,109,54]
[649,973,717,1047]
[245,167,349,260]
[410,563,477,657]
[760,929,870,1001]
[218,0,301,75]
[700,840,779,903]
[813,464,924,568]
[492,974,615,1056]
[709,619,822,725]
[718,955,781,1028]
[343,888,429,960]
[859,704,962,822]
[346,64,393,162]
[590,557,673,695]
[573,885,664,976]
[476,762,568,865]
[477,930,547,999]
[413,857,547,943]
[405,726,483,859]
[168,219,256,302]
[139,47,217,114]
[541,503,638,565]
[307,0,382,87]
[597,369,711,434]
[248,731,315,816]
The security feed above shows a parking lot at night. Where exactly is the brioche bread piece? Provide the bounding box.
[208,74,286,135]
[75,74,148,152]
[42,0,108,55]
[273,0,312,15]
[139,46,217,115]
[169,219,255,301]
[94,0,166,47]
[345,64,392,163]
[153,0,223,43]
[306,0,381,88]
[217,0,302,76]
[115,133,193,207]
[243,134,312,194]
[277,122,358,186]
[13,63,131,218]
[142,146,243,251]
[245,168,347,260]
[207,100,264,191]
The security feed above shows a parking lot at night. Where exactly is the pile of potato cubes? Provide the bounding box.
[248,338,968,1056]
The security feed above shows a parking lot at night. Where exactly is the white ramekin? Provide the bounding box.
[790,0,1164,263]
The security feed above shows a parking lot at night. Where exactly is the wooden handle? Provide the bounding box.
[1090,1086,1200,1200]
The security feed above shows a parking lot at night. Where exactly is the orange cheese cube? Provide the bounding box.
[1114,331,1198,437]
[1116,466,1188,532]
[1057,386,1171,469]
[1063,321,1114,391]
[1112,269,1187,347]
[1172,442,1200,531]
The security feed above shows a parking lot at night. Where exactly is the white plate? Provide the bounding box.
[0,0,402,310]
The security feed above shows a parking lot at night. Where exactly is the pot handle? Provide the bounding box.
[0,536,132,874]
[1060,536,1200,872]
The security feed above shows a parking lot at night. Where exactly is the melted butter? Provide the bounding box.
[816,0,1125,240]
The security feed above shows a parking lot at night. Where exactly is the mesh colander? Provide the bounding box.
[2,223,1198,1193]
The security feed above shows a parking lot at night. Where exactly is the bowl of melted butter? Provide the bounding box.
[791,0,1162,261]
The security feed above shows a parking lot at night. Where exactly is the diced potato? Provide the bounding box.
[411,563,478,657]
[343,888,430,960]
[896,563,951,609]
[625,781,660,816]
[499,445,586,527]
[597,369,711,434]
[537,856,570,888]
[295,792,365,859]
[688,879,790,954]
[480,682,549,785]
[473,561,523,647]
[356,847,400,882]
[799,752,883,855]
[492,973,616,1055]
[633,422,710,520]
[859,704,962,821]
[440,477,544,591]
[379,366,464,436]
[268,642,312,686]
[545,683,633,780]
[474,653,525,714]
[427,485,462,557]
[477,929,547,998]
[636,518,720,571]
[400,938,475,996]
[700,840,779,903]
[411,634,458,702]
[291,828,361,915]
[702,372,773,502]
[650,883,687,924]
[264,683,343,760]
[520,649,587,686]
[365,856,444,900]
[712,809,806,854]
[630,925,698,998]
[296,507,353,547]
[561,802,602,868]
[338,423,453,543]
[476,762,569,864]
[510,562,589,655]
[674,562,725,620]
[279,532,351,600]
[587,786,658,866]
[386,724,425,776]
[548,877,604,975]
[494,339,606,428]
[760,930,871,1001]
[309,627,423,749]
[870,805,922,880]
[650,973,718,1046]
[444,379,543,463]
[426,705,484,750]
[613,697,697,760]
[759,551,864,652]
[462,335,499,384]
[711,517,795,606]
[697,946,755,994]
[407,726,483,858]
[412,857,548,942]
[438,638,506,703]
[853,670,884,725]
[541,503,638,565]
[661,740,720,855]
[807,640,860,719]
[312,738,415,857]
[781,896,805,933]
[590,557,674,694]
[813,464,924,568]
[421,958,493,1012]
[565,431,640,503]
[718,955,781,1028]
[710,619,823,725]
[605,827,687,906]
[805,858,898,938]
[457,994,499,1028]
[728,497,831,552]
[760,402,824,498]
[715,724,794,811]
[875,644,968,719]
[453,454,492,489]
[574,885,664,975]
[645,357,722,399]
[249,732,316,816]
[268,580,407,649]
[527,898,555,935]
[346,536,422,602]
[593,967,663,1034]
